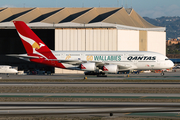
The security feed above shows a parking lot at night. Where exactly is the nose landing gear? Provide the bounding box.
[161,70,164,76]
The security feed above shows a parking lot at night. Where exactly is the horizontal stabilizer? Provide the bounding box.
[49,59,83,65]
[6,54,39,59]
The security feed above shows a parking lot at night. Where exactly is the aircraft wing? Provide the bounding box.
[53,59,134,70]
[91,61,136,70]
[47,59,84,65]
[117,64,132,69]
[57,59,83,65]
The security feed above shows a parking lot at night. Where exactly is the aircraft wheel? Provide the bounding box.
[97,74,107,77]
[110,113,113,116]
[161,72,164,76]
[99,72,105,75]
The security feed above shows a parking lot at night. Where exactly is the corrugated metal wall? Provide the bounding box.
[117,30,139,51]
[55,28,117,73]
[139,30,147,51]
[147,31,166,55]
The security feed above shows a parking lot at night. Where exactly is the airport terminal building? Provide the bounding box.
[0,7,166,73]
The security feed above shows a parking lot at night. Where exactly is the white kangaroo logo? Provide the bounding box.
[18,32,48,59]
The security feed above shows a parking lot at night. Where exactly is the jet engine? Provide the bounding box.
[81,63,96,71]
[103,65,118,73]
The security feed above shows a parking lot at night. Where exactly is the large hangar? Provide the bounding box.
[0,7,166,73]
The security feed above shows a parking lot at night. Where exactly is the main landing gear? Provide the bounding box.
[161,70,165,76]
[84,71,107,77]
[97,72,107,77]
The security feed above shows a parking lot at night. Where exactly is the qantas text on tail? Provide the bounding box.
[12,21,174,75]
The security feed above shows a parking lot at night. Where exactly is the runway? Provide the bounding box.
[1,71,180,80]
[0,93,180,99]
[0,102,179,116]
[0,83,180,88]
[0,72,180,118]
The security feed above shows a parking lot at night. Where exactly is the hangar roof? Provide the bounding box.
[0,7,165,31]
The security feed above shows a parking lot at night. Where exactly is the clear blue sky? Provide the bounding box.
[1,0,180,18]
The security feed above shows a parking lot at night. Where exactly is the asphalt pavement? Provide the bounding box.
[1,71,180,80]
[0,102,179,117]
[0,93,180,99]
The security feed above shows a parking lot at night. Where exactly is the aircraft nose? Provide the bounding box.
[169,60,174,68]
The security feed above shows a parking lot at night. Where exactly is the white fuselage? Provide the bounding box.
[52,51,174,71]
[0,65,18,74]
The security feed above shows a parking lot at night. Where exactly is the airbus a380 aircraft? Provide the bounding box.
[11,21,174,76]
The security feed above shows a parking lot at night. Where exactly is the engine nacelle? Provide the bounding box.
[81,63,96,71]
[103,65,118,73]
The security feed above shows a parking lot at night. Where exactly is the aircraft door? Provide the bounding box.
[61,53,65,59]
[157,59,163,66]
[81,53,86,60]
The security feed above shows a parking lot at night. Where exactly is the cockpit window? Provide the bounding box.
[9,66,16,69]
[165,58,169,60]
